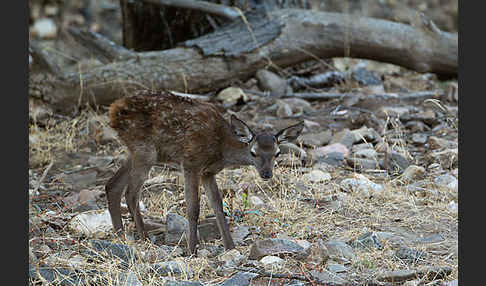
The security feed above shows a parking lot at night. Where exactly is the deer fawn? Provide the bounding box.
[105,89,304,254]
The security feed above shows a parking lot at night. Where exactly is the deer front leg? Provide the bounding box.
[183,168,201,255]
[202,174,235,250]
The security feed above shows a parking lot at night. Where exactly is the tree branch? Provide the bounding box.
[29,9,457,113]
[140,0,242,20]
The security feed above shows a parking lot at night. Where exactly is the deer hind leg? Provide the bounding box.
[125,146,156,239]
[202,174,235,250]
[105,157,131,236]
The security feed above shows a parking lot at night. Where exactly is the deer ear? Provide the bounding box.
[275,121,304,143]
[230,115,254,143]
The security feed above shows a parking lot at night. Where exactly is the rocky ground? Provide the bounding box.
[29,1,458,285]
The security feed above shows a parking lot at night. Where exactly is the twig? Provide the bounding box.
[140,0,242,21]
[34,161,54,193]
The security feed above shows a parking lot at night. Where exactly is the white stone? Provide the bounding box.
[32,18,57,38]
[259,255,284,269]
[69,209,113,237]
[303,170,331,183]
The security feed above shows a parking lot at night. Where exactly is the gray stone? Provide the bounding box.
[61,170,98,190]
[351,232,383,250]
[232,225,250,244]
[330,129,356,149]
[340,175,384,197]
[402,165,426,182]
[166,213,188,244]
[259,255,285,269]
[350,126,379,143]
[411,133,428,144]
[298,131,332,147]
[381,152,410,173]
[219,271,259,286]
[248,238,309,260]
[303,170,331,183]
[116,271,143,286]
[351,67,382,86]
[428,136,457,150]
[324,240,356,263]
[434,174,458,191]
[276,100,294,117]
[87,239,138,265]
[147,261,192,277]
[310,269,347,285]
[164,281,203,286]
[327,263,348,273]
[219,249,245,268]
[354,148,378,159]
[395,246,426,263]
[376,267,452,282]
[256,69,289,96]
[29,265,88,286]
[322,152,346,166]
[426,148,458,169]
[310,143,350,160]
[346,157,380,171]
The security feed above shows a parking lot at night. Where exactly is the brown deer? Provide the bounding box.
[105,89,304,254]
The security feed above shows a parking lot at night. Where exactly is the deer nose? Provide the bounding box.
[260,171,273,180]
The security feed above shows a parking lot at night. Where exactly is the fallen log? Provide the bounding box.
[29,8,457,113]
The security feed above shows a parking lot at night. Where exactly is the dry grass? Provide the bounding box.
[29,108,458,285]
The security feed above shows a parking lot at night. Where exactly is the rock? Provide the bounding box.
[232,225,250,244]
[351,67,382,86]
[249,196,265,208]
[198,217,223,242]
[279,142,307,158]
[350,126,379,143]
[29,265,88,286]
[248,238,309,260]
[447,201,458,213]
[404,120,430,133]
[354,148,378,159]
[87,239,138,265]
[340,174,384,197]
[69,209,113,238]
[402,280,420,286]
[327,263,348,273]
[276,100,293,117]
[417,233,445,244]
[402,165,426,182]
[351,232,383,250]
[256,69,289,96]
[44,251,87,268]
[376,266,452,282]
[303,170,331,183]
[219,249,245,268]
[445,279,458,286]
[303,119,320,131]
[330,129,356,149]
[116,271,143,286]
[166,213,188,244]
[61,170,98,190]
[395,246,426,263]
[379,106,411,117]
[411,133,428,144]
[216,87,248,108]
[310,269,347,285]
[310,143,349,161]
[428,136,457,150]
[164,281,203,286]
[88,115,118,143]
[381,152,410,173]
[87,155,114,168]
[316,239,330,265]
[298,131,332,147]
[277,153,303,167]
[324,240,356,263]
[150,261,192,277]
[219,271,259,286]
[346,158,380,171]
[426,148,458,169]
[31,18,57,38]
[434,174,458,191]
[29,247,37,264]
[259,255,285,269]
[322,152,346,166]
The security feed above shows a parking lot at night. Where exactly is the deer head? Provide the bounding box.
[230,115,304,180]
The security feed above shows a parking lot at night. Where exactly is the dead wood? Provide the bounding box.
[29,9,457,113]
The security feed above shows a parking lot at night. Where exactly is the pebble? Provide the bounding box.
[401,165,426,181]
[219,249,245,268]
[216,87,248,107]
[69,209,113,238]
[303,170,331,183]
[248,238,309,260]
[259,255,285,269]
[31,18,57,38]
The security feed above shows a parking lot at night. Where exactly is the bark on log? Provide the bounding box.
[29,8,457,113]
